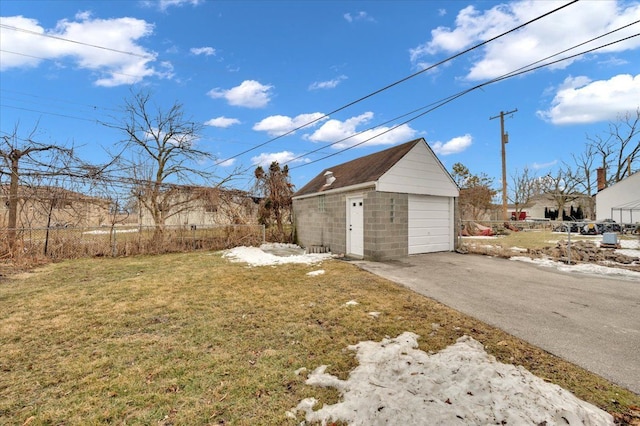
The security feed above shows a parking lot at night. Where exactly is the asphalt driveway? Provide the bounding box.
[353,252,640,394]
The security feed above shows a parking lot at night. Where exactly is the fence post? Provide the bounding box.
[567,223,572,265]
[112,227,117,257]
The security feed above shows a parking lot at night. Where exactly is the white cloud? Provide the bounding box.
[208,80,273,108]
[306,112,418,149]
[343,11,376,23]
[537,74,640,124]
[190,46,215,56]
[250,151,308,168]
[142,0,204,11]
[430,134,472,156]
[253,113,327,137]
[218,158,236,167]
[531,160,558,170]
[410,1,640,81]
[0,14,160,86]
[309,75,347,90]
[204,116,240,128]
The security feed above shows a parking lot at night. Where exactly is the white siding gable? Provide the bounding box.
[377,141,459,196]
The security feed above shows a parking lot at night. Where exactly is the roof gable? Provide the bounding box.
[293,138,458,198]
[378,141,459,197]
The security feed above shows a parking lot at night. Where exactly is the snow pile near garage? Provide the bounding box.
[223,243,331,266]
[292,332,613,425]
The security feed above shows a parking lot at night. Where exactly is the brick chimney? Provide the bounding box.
[596,168,606,192]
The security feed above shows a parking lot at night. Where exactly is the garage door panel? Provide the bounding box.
[408,195,452,254]
[411,218,450,227]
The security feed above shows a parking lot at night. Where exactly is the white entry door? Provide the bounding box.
[347,196,364,257]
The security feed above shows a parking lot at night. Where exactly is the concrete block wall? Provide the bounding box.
[363,191,408,261]
[293,188,409,261]
[293,191,350,255]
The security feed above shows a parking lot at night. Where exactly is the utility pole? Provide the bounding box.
[490,109,517,221]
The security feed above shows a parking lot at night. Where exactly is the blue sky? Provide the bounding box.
[1,0,639,194]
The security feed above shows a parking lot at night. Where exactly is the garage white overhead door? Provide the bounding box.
[408,195,452,254]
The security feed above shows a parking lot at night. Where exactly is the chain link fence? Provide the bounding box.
[1,224,265,261]
[461,219,639,236]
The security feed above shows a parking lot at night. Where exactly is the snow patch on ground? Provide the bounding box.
[461,235,500,240]
[292,333,613,425]
[306,270,325,277]
[511,256,640,279]
[82,228,139,235]
[222,243,331,267]
[509,246,528,252]
[620,239,640,249]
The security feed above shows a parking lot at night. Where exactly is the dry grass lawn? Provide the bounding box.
[1,250,639,425]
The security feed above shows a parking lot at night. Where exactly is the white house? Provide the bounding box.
[595,171,640,223]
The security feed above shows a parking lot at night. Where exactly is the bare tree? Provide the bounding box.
[587,108,640,185]
[253,161,294,241]
[540,167,583,220]
[570,144,598,219]
[0,124,77,253]
[508,167,542,220]
[111,90,219,237]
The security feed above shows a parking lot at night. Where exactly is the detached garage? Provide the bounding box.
[292,138,459,260]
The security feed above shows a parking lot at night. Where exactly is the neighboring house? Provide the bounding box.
[0,185,111,228]
[138,187,259,227]
[596,171,640,223]
[515,193,593,220]
[292,138,459,261]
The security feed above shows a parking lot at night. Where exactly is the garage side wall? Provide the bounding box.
[364,191,408,260]
[293,191,349,255]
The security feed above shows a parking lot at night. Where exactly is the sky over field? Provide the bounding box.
[1,0,639,190]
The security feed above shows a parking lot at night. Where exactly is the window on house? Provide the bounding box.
[318,195,325,213]
[204,201,218,213]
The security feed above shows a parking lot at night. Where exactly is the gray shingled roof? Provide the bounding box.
[293,138,423,197]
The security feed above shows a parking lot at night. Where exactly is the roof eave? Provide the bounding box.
[292,181,376,200]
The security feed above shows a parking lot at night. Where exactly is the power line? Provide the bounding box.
[4,28,635,197]
[0,24,153,59]
[0,49,153,82]
[0,88,121,113]
[213,0,580,167]
[0,104,101,123]
[288,31,640,171]
[285,19,640,168]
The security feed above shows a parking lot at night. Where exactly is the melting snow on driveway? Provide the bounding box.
[291,333,613,425]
